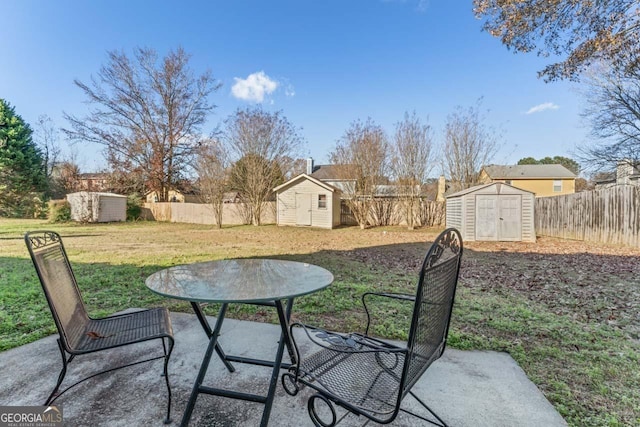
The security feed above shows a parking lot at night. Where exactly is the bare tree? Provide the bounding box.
[578,58,640,174]
[280,156,307,180]
[391,112,435,230]
[474,0,640,81]
[330,118,389,229]
[107,168,147,196]
[195,138,230,228]
[33,115,61,197]
[223,108,304,225]
[370,192,395,227]
[64,47,220,201]
[51,161,81,198]
[443,102,500,191]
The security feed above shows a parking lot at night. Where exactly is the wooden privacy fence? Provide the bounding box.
[143,200,445,228]
[141,202,276,225]
[535,185,640,247]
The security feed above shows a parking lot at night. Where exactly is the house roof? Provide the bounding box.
[272,173,341,193]
[310,164,356,181]
[446,182,535,198]
[218,192,241,203]
[78,173,109,180]
[482,164,576,179]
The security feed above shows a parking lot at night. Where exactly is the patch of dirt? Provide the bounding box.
[346,236,640,338]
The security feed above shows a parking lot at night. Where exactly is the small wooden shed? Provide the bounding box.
[446,183,535,242]
[273,174,341,229]
[67,192,127,223]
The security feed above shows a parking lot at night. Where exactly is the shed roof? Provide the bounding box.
[272,174,342,193]
[483,164,576,179]
[446,182,534,198]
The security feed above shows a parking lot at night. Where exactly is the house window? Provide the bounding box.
[553,180,562,192]
[318,194,327,209]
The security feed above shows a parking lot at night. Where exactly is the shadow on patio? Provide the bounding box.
[0,311,566,426]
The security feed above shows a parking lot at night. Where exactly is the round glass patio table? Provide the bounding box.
[145,258,333,427]
[145,258,334,303]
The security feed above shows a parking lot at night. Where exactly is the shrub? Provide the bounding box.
[126,194,142,221]
[48,199,71,223]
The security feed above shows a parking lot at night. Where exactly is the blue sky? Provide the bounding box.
[1,0,588,175]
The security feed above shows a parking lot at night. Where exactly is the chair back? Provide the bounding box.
[25,231,89,351]
[402,228,462,396]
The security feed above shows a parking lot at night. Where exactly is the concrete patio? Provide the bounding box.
[0,311,567,426]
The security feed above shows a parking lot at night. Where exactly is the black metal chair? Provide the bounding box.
[24,230,175,424]
[282,228,463,426]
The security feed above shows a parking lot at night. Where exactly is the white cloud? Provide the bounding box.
[380,0,429,12]
[231,71,278,103]
[283,80,296,97]
[525,102,560,115]
[416,0,430,12]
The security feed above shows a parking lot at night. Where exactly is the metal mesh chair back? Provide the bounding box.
[402,228,462,396]
[25,231,89,351]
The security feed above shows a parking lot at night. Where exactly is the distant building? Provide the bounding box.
[479,164,576,197]
[145,188,200,203]
[76,173,111,193]
[595,160,640,189]
[307,158,407,196]
[307,159,357,194]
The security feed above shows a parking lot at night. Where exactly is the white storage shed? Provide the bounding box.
[446,183,536,242]
[67,192,127,223]
[273,174,341,229]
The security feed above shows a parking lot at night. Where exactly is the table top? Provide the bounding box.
[145,259,334,303]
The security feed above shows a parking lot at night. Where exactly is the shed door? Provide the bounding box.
[296,193,312,226]
[498,195,521,241]
[475,195,497,240]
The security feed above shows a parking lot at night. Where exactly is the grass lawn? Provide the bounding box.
[1,219,638,426]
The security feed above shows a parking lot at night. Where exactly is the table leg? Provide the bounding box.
[259,298,293,427]
[180,303,229,427]
[181,299,297,427]
[281,298,296,366]
[190,302,235,373]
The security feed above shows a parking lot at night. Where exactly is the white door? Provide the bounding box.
[475,195,497,240]
[296,193,312,226]
[498,195,522,241]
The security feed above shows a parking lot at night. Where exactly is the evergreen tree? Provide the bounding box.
[0,99,47,217]
[517,155,581,175]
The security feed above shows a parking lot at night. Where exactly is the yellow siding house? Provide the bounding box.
[479,164,576,197]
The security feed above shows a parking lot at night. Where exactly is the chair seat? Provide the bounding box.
[66,308,173,354]
[298,335,406,417]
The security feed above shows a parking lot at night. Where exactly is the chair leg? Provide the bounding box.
[162,336,175,425]
[45,338,72,405]
[308,394,337,427]
[405,391,448,427]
